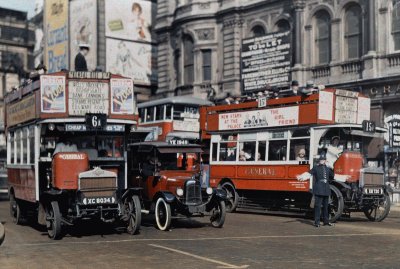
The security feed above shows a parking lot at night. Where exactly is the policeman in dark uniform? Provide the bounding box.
[309,152,335,227]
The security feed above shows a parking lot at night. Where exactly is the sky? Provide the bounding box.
[0,0,38,19]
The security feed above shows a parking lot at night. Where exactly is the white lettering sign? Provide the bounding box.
[218,106,299,130]
[68,81,109,115]
[318,91,333,121]
[173,120,200,132]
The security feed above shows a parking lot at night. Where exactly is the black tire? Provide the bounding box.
[328,185,344,223]
[210,200,226,228]
[220,182,238,213]
[0,222,4,246]
[46,201,62,240]
[125,195,142,235]
[155,197,172,231]
[9,193,25,225]
[363,193,391,222]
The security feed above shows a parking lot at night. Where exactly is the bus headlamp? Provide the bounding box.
[176,187,184,197]
[48,123,55,131]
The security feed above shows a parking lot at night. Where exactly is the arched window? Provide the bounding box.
[392,2,400,50]
[183,35,194,85]
[251,25,266,37]
[275,19,291,32]
[345,5,362,59]
[314,10,331,64]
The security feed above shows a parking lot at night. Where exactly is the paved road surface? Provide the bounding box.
[1,199,399,269]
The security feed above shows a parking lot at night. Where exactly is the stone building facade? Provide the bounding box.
[0,7,35,146]
[154,0,400,191]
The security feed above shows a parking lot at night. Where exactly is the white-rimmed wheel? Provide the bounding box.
[46,201,62,240]
[155,197,171,231]
[125,195,142,235]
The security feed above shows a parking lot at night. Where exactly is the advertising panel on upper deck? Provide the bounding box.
[111,78,135,115]
[241,30,292,92]
[218,106,299,130]
[68,81,109,115]
[40,75,66,113]
[44,0,69,73]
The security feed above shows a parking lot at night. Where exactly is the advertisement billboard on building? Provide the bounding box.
[105,0,155,43]
[44,0,69,73]
[106,38,157,85]
[70,0,97,71]
[241,30,292,92]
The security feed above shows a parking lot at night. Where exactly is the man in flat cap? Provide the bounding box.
[75,44,90,71]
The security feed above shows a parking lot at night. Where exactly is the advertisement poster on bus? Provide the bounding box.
[70,0,97,71]
[106,38,157,85]
[218,106,299,130]
[44,0,69,73]
[241,30,291,92]
[40,75,66,113]
[68,81,109,115]
[105,0,155,43]
[111,78,135,114]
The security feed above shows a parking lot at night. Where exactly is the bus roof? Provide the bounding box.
[138,96,213,108]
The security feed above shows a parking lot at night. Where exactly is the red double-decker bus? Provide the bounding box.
[138,96,212,144]
[202,89,390,222]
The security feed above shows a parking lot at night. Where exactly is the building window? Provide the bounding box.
[345,5,362,59]
[183,35,194,85]
[202,50,212,81]
[251,25,266,37]
[275,19,291,32]
[314,11,331,64]
[393,2,400,51]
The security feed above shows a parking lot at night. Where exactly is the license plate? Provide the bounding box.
[82,196,115,205]
[364,188,382,195]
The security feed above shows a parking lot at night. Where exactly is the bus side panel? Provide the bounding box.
[299,103,318,124]
[8,168,36,203]
[209,165,310,192]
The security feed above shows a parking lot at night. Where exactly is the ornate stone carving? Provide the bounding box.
[195,28,215,40]
[223,18,244,28]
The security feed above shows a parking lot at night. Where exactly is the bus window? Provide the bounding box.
[268,140,287,161]
[165,104,172,120]
[211,142,218,162]
[16,130,21,164]
[29,127,35,163]
[239,141,256,161]
[219,143,236,161]
[257,141,266,161]
[173,104,185,120]
[139,108,146,123]
[10,132,15,164]
[290,139,309,161]
[147,107,155,122]
[155,105,164,121]
[22,128,28,164]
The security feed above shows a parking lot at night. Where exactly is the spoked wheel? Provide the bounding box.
[46,201,62,240]
[328,185,344,223]
[220,182,238,213]
[9,193,24,225]
[124,195,142,235]
[364,193,391,222]
[155,197,171,231]
[210,200,226,228]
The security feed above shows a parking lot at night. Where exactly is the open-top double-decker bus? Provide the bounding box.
[5,71,141,239]
[138,96,213,144]
[202,89,390,222]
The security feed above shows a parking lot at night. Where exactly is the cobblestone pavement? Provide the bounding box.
[1,199,400,269]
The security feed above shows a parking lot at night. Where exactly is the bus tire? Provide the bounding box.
[329,185,344,223]
[46,201,62,240]
[155,197,171,231]
[363,193,391,222]
[125,195,142,235]
[220,181,238,213]
[10,193,25,225]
